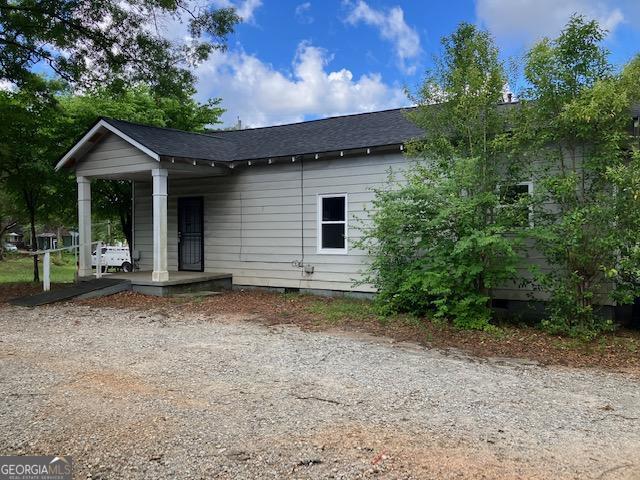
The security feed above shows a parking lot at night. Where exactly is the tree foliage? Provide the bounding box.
[0,77,66,280]
[0,0,238,282]
[514,16,640,337]
[361,17,640,338]
[357,23,521,330]
[0,0,239,93]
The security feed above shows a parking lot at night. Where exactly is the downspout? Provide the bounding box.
[292,155,314,275]
[300,156,304,267]
[131,181,135,259]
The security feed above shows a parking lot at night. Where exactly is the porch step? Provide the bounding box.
[9,278,131,307]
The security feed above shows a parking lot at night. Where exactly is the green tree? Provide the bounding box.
[0,0,239,93]
[0,0,238,282]
[357,23,520,329]
[608,56,640,303]
[0,78,65,281]
[515,16,640,337]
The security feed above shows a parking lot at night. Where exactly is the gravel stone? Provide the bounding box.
[0,303,638,479]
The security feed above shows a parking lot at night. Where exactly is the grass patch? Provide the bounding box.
[306,297,377,323]
[0,253,76,284]
[547,332,640,355]
[624,338,638,353]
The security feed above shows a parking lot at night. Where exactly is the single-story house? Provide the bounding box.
[37,228,75,250]
[56,108,424,296]
[36,232,58,251]
[62,231,79,248]
[6,231,23,246]
[54,106,638,312]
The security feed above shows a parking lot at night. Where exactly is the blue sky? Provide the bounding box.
[185,0,640,127]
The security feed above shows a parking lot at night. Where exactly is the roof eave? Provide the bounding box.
[226,142,408,169]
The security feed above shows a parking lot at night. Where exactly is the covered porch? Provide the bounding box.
[56,118,232,289]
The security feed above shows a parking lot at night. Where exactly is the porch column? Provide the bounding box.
[77,176,92,277]
[152,168,169,282]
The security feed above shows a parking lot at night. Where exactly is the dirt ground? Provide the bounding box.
[77,290,640,374]
[1,299,639,479]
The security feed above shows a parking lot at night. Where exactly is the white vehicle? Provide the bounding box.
[92,246,133,272]
[3,243,18,252]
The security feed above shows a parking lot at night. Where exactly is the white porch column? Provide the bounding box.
[77,176,92,277]
[152,168,169,282]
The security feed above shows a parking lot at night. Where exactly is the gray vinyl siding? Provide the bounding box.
[132,149,611,303]
[76,133,157,177]
[493,240,551,302]
[132,152,557,299]
[134,153,407,292]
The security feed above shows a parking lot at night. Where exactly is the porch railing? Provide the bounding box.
[28,240,105,292]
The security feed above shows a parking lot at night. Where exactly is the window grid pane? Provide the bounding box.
[322,197,345,221]
[321,224,345,249]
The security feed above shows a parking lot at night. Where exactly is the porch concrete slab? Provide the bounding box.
[106,271,231,287]
[78,271,233,297]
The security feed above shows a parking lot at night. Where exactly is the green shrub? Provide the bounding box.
[358,159,520,331]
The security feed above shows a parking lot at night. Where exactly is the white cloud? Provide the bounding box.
[295,2,314,24]
[195,42,408,127]
[476,0,627,43]
[343,0,421,75]
[148,0,406,128]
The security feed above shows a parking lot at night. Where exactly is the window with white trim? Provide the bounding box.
[317,194,348,253]
[499,181,533,227]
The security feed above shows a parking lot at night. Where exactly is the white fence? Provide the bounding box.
[29,240,105,292]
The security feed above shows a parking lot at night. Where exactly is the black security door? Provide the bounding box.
[178,197,204,271]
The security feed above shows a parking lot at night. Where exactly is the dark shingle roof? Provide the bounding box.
[214,108,423,161]
[103,118,237,162]
[102,107,423,163]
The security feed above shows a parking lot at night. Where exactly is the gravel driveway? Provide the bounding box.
[0,303,638,479]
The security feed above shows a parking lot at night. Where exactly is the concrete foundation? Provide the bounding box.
[232,284,375,300]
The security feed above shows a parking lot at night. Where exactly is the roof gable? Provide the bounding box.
[55,119,160,171]
[75,132,159,177]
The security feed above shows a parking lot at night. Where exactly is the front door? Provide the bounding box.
[178,197,204,271]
